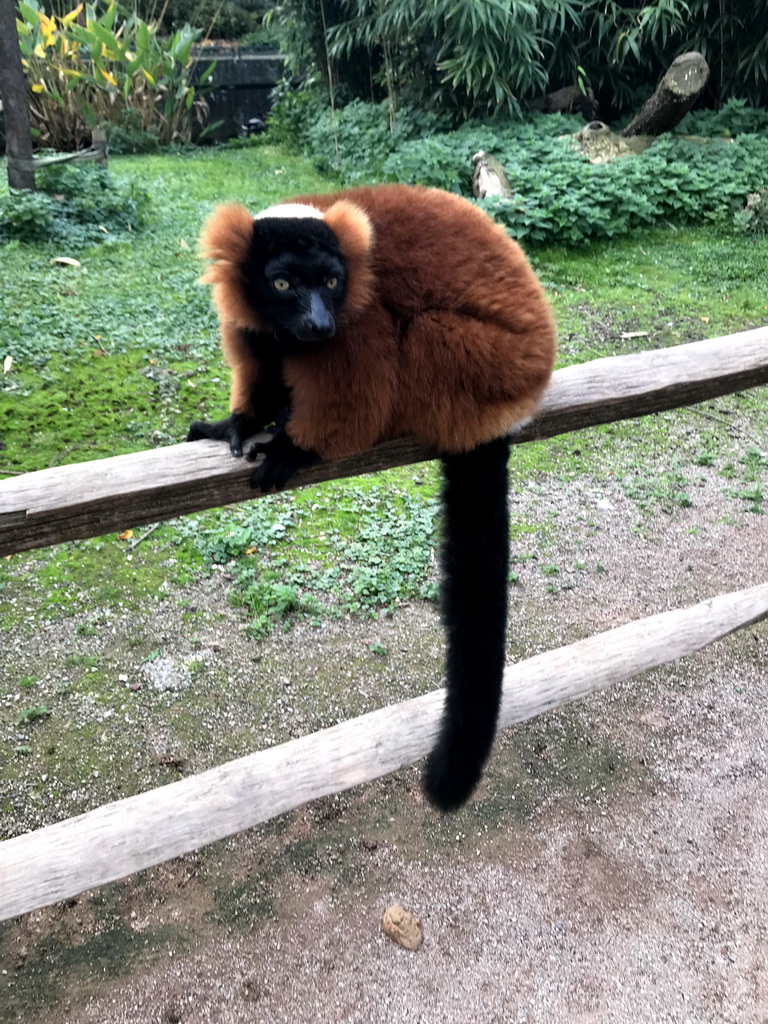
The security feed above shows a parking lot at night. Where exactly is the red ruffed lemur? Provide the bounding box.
[188,183,557,811]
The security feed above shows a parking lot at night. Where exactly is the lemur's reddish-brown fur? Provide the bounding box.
[200,183,556,458]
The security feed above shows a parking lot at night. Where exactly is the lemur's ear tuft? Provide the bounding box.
[199,203,266,331]
[199,203,254,271]
[323,200,375,316]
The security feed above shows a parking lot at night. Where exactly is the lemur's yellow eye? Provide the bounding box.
[327,277,338,290]
[273,278,290,292]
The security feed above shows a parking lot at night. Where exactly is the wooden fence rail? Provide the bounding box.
[0,329,766,921]
[5,127,109,175]
[2,583,767,921]
[1,327,767,557]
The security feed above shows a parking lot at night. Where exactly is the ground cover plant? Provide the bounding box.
[271,97,768,244]
[0,161,149,246]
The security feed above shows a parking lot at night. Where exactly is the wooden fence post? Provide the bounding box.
[92,126,108,167]
[0,0,36,190]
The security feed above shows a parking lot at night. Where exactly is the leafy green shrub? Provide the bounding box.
[381,115,580,192]
[106,107,161,155]
[16,0,216,150]
[678,99,768,137]
[488,133,768,244]
[0,163,149,245]
[281,94,452,182]
[292,98,768,245]
[266,90,448,181]
[0,189,56,236]
[382,134,474,194]
[265,81,331,150]
[302,100,406,182]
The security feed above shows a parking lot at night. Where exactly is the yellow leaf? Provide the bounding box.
[31,83,45,93]
[700,316,710,323]
[118,530,134,541]
[246,547,257,555]
[37,13,56,46]
[98,66,117,86]
[34,43,47,57]
[61,4,83,24]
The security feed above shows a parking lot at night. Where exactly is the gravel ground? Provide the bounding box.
[2,468,767,1024]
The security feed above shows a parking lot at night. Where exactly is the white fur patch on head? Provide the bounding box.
[253,202,324,221]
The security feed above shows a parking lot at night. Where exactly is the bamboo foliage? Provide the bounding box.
[271,0,768,120]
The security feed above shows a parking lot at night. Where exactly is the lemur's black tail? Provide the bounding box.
[423,437,510,812]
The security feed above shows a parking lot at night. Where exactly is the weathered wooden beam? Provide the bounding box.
[1,328,767,556]
[1,582,766,921]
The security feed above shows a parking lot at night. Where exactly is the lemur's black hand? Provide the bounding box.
[187,412,258,457]
[246,428,318,492]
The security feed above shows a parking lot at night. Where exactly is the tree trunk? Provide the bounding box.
[623,51,710,138]
[0,0,36,190]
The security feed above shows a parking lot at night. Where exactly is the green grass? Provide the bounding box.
[1,144,767,637]
[175,477,443,636]
[537,227,768,362]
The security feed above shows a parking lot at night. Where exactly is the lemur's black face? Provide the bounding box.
[246,217,347,352]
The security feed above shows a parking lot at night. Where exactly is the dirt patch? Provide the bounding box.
[1,471,767,1023]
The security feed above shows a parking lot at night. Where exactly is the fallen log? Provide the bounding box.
[1,582,766,921]
[623,51,710,138]
[1,328,767,557]
[528,84,599,120]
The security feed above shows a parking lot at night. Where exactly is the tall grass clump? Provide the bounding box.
[15,0,216,150]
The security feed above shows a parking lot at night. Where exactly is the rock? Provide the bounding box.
[381,904,423,951]
[142,657,192,692]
